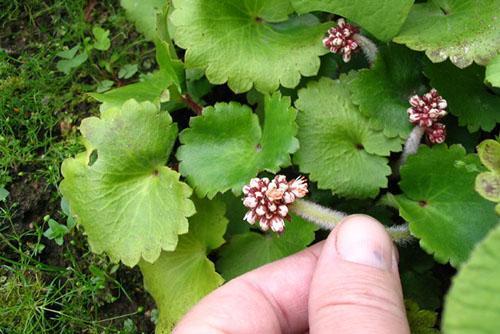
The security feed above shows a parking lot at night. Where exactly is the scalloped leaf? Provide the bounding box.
[347,44,423,138]
[291,0,413,41]
[477,139,500,173]
[140,197,227,333]
[121,0,166,41]
[424,61,500,132]
[294,76,402,198]
[60,100,195,267]
[177,92,299,198]
[485,54,500,88]
[170,0,329,93]
[395,145,498,267]
[443,223,500,333]
[393,0,500,68]
[216,215,316,280]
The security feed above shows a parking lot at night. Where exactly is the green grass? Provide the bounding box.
[0,1,158,332]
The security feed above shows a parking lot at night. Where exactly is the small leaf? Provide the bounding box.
[477,139,500,173]
[170,0,329,93]
[96,80,114,93]
[294,76,402,199]
[217,215,316,280]
[90,41,184,111]
[118,64,139,79]
[43,219,69,246]
[485,54,500,88]
[0,187,8,202]
[347,44,423,138]
[56,45,80,59]
[92,27,111,51]
[443,223,500,333]
[405,300,439,334]
[139,197,227,333]
[60,100,195,266]
[395,145,498,267]
[424,61,500,132]
[475,172,500,203]
[177,92,299,198]
[291,0,414,41]
[394,0,500,68]
[56,52,88,74]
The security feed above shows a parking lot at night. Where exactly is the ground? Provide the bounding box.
[1,1,158,332]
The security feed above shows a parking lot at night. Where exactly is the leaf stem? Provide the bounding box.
[290,199,412,244]
[353,34,378,65]
[181,93,203,115]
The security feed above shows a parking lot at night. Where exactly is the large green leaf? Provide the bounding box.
[424,61,500,132]
[140,197,227,333]
[443,223,500,333]
[347,44,423,138]
[485,54,500,88]
[394,0,500,68]
[177,92,299,198]
[121,0,167,41]
[395,145,498,267]
[60,100,195,267]
[170,0,329,93]
[216,215,316,280]
[291,0,414,41]
[294,76,402,199]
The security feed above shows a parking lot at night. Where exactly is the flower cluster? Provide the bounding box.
[323,18,359,63]
[407,89,448,144]
[242,175,308,233]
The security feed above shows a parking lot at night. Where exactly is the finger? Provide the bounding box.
[309,215,410,334]
[174,241,325,334]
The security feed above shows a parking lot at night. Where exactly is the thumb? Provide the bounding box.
[309,215,410,334]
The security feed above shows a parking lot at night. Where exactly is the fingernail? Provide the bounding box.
[335,215,394,271]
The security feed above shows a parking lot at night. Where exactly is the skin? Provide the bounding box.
[174,215,410,333]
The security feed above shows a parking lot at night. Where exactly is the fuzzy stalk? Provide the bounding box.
[290,199,412,244]
[398,126,425,168]
[353,34,378,65]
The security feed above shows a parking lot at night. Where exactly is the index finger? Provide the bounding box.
[173,241,324,334]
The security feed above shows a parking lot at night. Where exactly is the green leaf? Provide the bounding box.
[43,219,69,246]
[56,45,80,59]
[443,223,500,333]
[290,0,414,41]
[60,100,195,267]
[0,187,8,202]
[56,51,88,74]
[92,27,111,51]
[405,300,439,334]
[96,80,114,93]
[139,197,227,333]
[477,139,500,173]
[424,61,500,132]
[475,172,500,203]
[395,145,498,267]
[89,41,184,111]
[170,0,329,93]
[177,92,299,198]
[393,0,500,68]
[294,76,402,199]
[217,215,316,280]
[485,54,500,88]
[347,44,423,138]
[118,64,139,79]
[120,0,167,41]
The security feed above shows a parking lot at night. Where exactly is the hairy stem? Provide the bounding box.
[353,34,378,65]
[290,199,412,244]
[398,126,425,168]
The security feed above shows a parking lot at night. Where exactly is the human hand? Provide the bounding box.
[173,215,410,333]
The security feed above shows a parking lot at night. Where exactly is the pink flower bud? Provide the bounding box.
[323,18,360,63]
